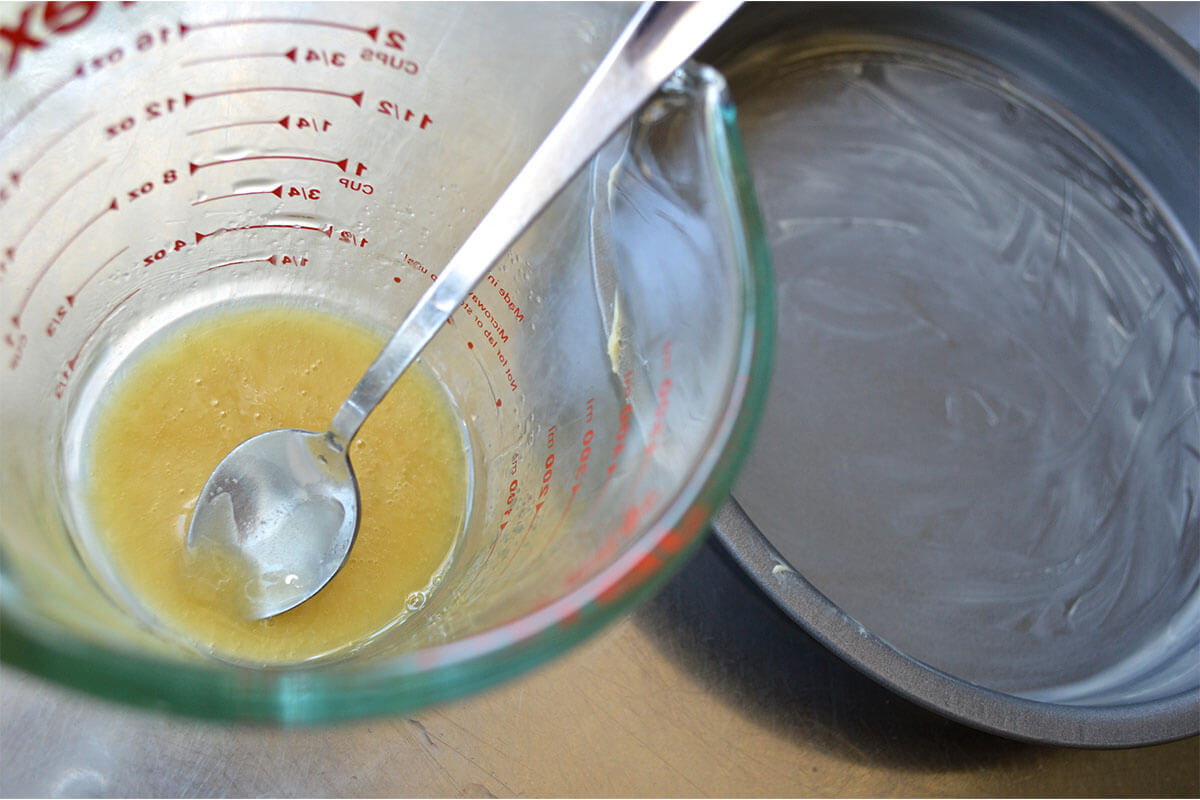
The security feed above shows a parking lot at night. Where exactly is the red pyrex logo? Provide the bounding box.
[2,2,99,76]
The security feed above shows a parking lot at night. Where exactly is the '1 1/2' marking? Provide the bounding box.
[377,100,431,129]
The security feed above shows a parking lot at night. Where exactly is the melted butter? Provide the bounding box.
[85,305,468,664]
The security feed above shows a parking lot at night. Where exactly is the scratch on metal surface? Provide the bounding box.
[1044,177,1074,311]
[777,216,921,237]
[408,718,438,752]
[594,698,709,797]
[443,739,517,798]
[428,713,519,796]
[394,717,461,795]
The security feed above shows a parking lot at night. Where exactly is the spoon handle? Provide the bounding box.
[328,0,740,447]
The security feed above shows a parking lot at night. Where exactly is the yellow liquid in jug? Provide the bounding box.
[85,305,468,663]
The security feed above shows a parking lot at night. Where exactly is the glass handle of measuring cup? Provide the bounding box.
[329,0,741,448]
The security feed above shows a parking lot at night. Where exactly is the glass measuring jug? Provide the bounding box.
[0,2,773,721]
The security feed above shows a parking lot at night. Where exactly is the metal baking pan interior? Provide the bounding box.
[701,2,1199,747]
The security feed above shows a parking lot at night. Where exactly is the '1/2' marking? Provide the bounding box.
[11,197,118,329]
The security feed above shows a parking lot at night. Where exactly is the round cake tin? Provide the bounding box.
[703,3,1199,747]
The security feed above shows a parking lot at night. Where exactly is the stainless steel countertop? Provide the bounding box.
[3,539,1197,797]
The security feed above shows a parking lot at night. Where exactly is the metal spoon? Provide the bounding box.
[185,0,741,619]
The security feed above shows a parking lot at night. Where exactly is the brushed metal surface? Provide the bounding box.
[2,541,1197,797]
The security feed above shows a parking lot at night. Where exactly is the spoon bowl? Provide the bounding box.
[187,429,358,619]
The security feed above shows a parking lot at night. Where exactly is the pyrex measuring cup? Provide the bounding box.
[0,2,773,721]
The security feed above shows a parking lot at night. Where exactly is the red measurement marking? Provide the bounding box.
[67,246,128,306]
[189,155,347,174]
[181,47,298,67]
[0,69,81,142]
[458,537,503,600]
[178,18,378,41]
[526,405,603,566]
[65,289,140,372]
[183,87,363,107]
[459,476,520,597]
[5,157,106,257]
[336,229,368,247]
[194,223,332,243]
[11,197,117,328]
[200,254,277,274]
[623,376,674,493]
[572,470,616,535]
[5,112,94,185]
[377,100,432,129]
[498,462,557,582]
[191,186,283,206]
[187,116,292,136]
